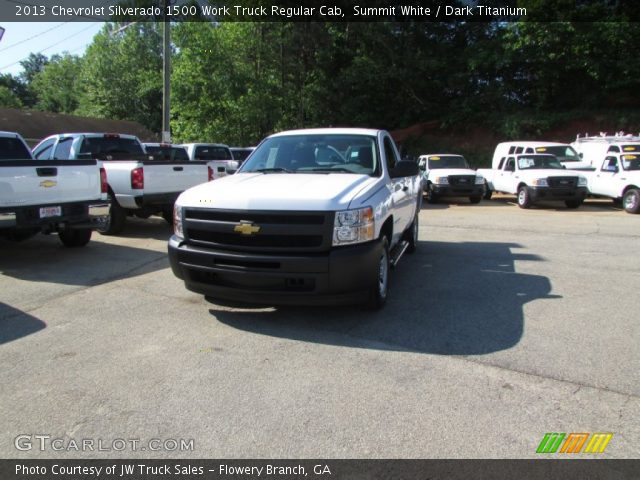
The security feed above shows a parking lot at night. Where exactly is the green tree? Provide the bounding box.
[0,85,22,108]
[31,54,83,113]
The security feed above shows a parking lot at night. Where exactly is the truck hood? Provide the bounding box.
[426,168,480,178]
[524,170,588,178]
[177,172,378,211]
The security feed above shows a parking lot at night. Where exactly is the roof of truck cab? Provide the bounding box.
[180,143,230,148]
[269,128,381,137]
[0,131,21,138]
[420,153,465,157]
[51,133,140,140]
[497,141,570,147]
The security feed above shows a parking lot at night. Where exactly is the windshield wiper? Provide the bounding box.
[306,167,353,173]
[253,167,294,174]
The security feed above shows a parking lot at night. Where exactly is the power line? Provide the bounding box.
[0,23,100,72]
[0,23,69,53]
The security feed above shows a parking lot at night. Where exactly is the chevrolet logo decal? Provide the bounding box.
[234,221,260,235]
[39,180,57,188]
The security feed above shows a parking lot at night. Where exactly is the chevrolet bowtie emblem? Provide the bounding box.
[234,221,260,235]
[39,180,57,188]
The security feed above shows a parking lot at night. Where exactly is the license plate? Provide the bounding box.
[39,206,61,218]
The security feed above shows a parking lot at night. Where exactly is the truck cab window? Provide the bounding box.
[53,138,73,160]
[33,138,55,160]
[602,157,618,172]
[383,137,398,171]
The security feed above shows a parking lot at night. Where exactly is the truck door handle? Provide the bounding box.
[36,167,57,177]
[173,166,183,171]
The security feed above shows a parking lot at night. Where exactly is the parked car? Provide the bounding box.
[143,143,190,162]
[180,143,239,179]
[478,152,589,209]
[581,153,640,214]
[229,146,255,165]
[493,141,592,170]
[417,154,485,204]
[1,131,108,247]
[571,134,640,168]
[32,133,210,234]
[168,128,421,309]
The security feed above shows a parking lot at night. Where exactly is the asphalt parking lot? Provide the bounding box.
[1,195,638,459]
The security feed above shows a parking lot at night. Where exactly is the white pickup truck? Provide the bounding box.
[180,143,239,180]
[33,133,210,234]
[168,128,422,308]
[417,154,485,204]
[478,152,589,209]
[0,131,109,247]
[582,153,640,214]
[493,141,593,170]
[571,134,640,168]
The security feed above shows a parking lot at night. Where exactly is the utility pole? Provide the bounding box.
[162,0,171,143]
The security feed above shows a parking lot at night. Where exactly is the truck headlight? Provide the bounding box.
[333,207,375,246]
[174,204,184,239]
[532,178,548,187]
[433,176,449,185]
[578,176,588,186]
[475,176,484,185]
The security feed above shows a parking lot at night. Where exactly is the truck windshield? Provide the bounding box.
[534,146,580,162]
[145,145,189,161]
[427,155,469,169]
[0,137,32,160]
[517,155,563,170]
[79,137,144,156]
[194,146,232,160]
[621,154,640,171]
[240,134,378,175]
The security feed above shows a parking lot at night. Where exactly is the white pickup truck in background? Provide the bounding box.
[169,128,421,309]
[180,143,239,180]
[0,131,109,247]
[571,134,640,168]
[33,133,210,234]
[417,154,485,204]
[478,152,589,209]
[582,153,640,214]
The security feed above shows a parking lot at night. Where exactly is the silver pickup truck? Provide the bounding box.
[33,133,211,234]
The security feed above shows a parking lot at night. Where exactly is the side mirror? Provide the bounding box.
[390,160,419,178]
[579,152,584,158]
[227,168,238,175]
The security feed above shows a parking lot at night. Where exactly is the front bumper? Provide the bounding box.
[528,186,588,202]
[0,200,110,230]
[168,236,381,306]
[427,183,485,197]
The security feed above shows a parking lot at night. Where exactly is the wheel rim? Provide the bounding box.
[378,248,388,299]
[518,189,526,204]
[624,192,638,210]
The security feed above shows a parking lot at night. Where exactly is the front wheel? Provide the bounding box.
[565,199,583,209]
[426,186,439,204]
[367,237,390,310]
[58,228,92,248]
[623,188,640,214]
[483,182,493,200]
[469,195,482,204]
[517,186,532,209]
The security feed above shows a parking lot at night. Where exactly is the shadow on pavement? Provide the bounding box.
[0,221,169,287]
[211,240,559,355]
[0,302,46,344]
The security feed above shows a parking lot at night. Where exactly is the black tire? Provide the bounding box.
[162,209,173,225]
[403,209,419,254]
[98,192,126,235]
[483,182,493,200]
[623,188,640,214]
[426,185,438,204]
[58,228,92,248]
[469,195,482,204]
[367,236,390,310]
[517,186,532,209]
[565,199,583,209]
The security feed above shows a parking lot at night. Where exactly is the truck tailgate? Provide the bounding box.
[0,160,101,208]
[142,161,208,194]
